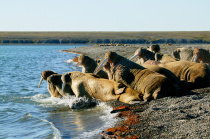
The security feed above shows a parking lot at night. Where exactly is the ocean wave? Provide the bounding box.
[31,94,98,109]
[75,102,118,138]
[41,119,62,139]
[31,94,118,138]
[8,112,60,139]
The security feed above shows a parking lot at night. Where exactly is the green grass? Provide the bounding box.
[0,31,209,44]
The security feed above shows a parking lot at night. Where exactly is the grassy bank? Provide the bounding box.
[0,31,210,44]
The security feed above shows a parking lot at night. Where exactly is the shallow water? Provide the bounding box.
[0,45,117,139]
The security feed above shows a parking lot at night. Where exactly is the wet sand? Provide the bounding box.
[62,44,210,138]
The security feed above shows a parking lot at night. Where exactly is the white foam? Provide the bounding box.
[64,59,83,68]
[65,59,74,64]
[32,94,98,109]
[75,102,118,138]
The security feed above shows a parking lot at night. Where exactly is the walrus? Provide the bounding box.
[104,57,183,92]
[75,54,108,79]
[95,51,180,101]
[47,74,75,98]
[147,44,160,53]
[61,71,143,104]
[38,70,62,98]
[159,61,210,90]
[172,47,193,61]
[130,48,177,64]
[192,48,210,66]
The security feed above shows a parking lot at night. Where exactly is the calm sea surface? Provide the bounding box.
[0,45,117,139]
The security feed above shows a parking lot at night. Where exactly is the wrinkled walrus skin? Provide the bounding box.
[143,65,184,92]
[159,61,210,90]
[47,74,74,98]
[76,54,108,79]
[38,70,62,98]
[61,71,142,104]
[95,51,179,101]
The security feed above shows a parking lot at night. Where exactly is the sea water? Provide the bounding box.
[0,45,117,139]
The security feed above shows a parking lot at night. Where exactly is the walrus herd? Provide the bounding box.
[38,45,210,104]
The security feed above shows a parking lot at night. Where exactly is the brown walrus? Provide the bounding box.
[61,71,142,104]
[172,47,193,61]
[47,74,74,98]
[130,48,177,65]
[144,65,184,92]
[147,44,160,53]
[38,70,62,98]
[159,61,210,90]
[192,48,210,66]
[95,51,180,101]
[75,54,108,79]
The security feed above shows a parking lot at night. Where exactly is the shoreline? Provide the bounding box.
[62,44,210,138]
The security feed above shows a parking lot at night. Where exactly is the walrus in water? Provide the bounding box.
[47,74,75,98]
[75,54,108,79]
[94,51,180,101]
[61,71,143,104]
[38,70,62,98]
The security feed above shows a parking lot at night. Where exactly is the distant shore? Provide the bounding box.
[62,44,210,138]
[0,31,210,45]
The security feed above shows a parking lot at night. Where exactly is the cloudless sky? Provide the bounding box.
[0,0,209,31]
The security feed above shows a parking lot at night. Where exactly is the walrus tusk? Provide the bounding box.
[75,61,81,67]
[191,55,198,62]
[129,53,138,60]
[94,58,108,74]
[193,55,198,62]
[38,77,44,88]
[62,82,65,94]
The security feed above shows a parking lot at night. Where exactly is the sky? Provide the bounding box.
[0,0,209,31]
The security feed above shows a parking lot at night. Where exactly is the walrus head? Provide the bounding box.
[38,70,57,88]
[147,44,160,53]
[130,48,149,60]
[47,74,62,88]
[94,51,118,74]
[191,48,200,62]
[61,72,72,94]
[75,54,92,67]
[103,61,111,71]
[172,49,181,60]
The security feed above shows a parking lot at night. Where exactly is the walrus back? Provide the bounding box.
[161,61,210,89]
[117,68,177,101]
